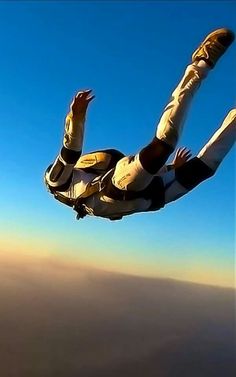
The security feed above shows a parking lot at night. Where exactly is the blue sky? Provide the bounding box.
[0,1,235,286]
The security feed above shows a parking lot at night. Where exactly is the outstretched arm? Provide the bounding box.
[45,90,95,191]
[63,89,95,155]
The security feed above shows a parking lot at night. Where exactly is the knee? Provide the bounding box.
[175,157,215,190]
[139,137,174,174]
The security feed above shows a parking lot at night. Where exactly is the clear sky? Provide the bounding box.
[0,1,235,287]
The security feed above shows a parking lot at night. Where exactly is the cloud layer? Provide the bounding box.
[0,253,234,377]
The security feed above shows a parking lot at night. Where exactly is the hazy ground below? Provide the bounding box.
[0,253,235,377]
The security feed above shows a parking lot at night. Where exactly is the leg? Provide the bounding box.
[197,109,236,171]
[112,28,234,192]
[138,63,209,175]
[164,110,236,204]
[113,62,208,192]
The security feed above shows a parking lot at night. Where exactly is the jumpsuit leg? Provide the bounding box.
[112,63,209,192]
[197,109,236,170]
[164,109,236,204]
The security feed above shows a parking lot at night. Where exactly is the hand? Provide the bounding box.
[70,89,95,117]
[172,147,192,168]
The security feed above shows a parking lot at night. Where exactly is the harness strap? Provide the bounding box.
[73,169,115,220]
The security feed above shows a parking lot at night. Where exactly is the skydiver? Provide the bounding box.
[44,28,235,221]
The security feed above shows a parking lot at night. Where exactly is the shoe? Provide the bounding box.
[192,28,235,68]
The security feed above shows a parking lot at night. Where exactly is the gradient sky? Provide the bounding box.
[0,1,235,287]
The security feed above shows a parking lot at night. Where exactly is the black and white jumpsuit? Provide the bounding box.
[45,62,236,220]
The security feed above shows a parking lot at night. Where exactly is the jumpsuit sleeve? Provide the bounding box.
[45,110,86,190]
